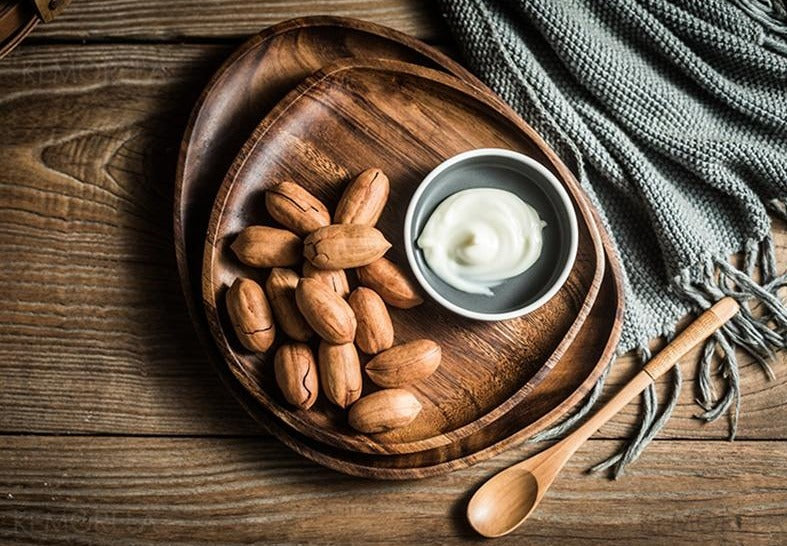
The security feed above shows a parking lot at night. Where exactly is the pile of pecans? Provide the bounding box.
[226,168,441,434]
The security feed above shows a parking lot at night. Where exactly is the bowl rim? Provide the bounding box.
[404,147,579,321]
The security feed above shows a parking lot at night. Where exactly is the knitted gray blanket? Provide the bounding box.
[438,0,787,475]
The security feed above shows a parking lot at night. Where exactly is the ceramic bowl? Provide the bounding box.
[404,148,578,321]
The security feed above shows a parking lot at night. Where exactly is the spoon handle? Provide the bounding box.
[563,297,739,449]
[642,297,739,381]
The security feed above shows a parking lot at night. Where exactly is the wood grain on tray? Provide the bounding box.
[175,17,476,319]
[202,57,605,455]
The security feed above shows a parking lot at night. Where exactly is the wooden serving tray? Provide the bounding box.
[175,17,623,476]
[202,59,604,455]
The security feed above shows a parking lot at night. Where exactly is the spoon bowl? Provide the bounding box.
[467,439,568,537]
[468,467,540,537]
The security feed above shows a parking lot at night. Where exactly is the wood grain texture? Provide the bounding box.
[0,44,784,444]
[176,17,476,356]
[203,58,605,454]
[0,0,785,539]
[27,0,441,42]
[1,436,785,544]
[0,43,258,435]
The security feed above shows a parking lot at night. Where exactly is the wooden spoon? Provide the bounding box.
[467,297,740,538]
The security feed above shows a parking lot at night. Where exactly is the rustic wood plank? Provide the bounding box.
[25,0,442,42]
[0,44,784,439]
[0,436,784,544]
[0,44,259,435]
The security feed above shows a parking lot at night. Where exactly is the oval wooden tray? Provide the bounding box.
[202,59,604,455]
[175,17,623,476]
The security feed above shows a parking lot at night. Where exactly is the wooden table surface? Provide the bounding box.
[1,1,785,544]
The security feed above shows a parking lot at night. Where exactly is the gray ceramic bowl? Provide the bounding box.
[404,148,578,321]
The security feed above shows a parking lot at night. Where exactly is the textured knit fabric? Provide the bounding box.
[438,0,787,475]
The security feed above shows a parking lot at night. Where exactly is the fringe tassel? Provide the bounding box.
[694,330,741,439]
[760,237,777,284]
[527,360,613,443]
[528,234,785,477]
[766,197,787,223]
[696,335,718,409]
[589,342,683,479]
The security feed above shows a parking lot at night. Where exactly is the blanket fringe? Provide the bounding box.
[529,235,785,477]
[589,344,683,479]
[527,360,613,444]
[766,197,787,223]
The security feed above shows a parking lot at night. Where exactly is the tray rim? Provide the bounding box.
[201,57,606,455]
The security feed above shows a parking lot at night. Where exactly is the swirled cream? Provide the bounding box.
[417,188,545,296]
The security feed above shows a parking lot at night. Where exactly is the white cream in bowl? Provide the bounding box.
[416,188,546,296]
[404,148,578,322]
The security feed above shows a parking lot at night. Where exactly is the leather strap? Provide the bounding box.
[31,0,69,23]
[0,0,71,59]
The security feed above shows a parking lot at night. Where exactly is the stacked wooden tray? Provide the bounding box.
[175,17,624,478]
